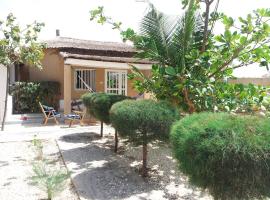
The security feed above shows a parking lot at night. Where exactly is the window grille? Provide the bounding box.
[75,69,96,91]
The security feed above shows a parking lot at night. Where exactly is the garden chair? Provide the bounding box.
[39,102,61,125]
[65,100,86,128]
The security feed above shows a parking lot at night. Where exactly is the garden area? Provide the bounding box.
[1,0,270,200]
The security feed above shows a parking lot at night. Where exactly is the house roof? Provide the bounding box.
[59,52,154,64]
[45,37,154,65]
[45,37,135,53]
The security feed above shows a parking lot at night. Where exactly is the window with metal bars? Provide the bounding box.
[75,69,96,91]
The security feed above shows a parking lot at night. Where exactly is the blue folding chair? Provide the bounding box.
[39,102,61,125]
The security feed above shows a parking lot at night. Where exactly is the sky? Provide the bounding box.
[0,0,270,77]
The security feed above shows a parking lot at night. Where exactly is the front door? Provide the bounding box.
[105,70,127,95]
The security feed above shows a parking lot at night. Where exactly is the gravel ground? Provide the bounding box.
[58,131,213,200]
[0,140,79,200]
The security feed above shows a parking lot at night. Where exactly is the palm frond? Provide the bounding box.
[137,1,203,73]
[139,4,179,64]
[170,0,197,72]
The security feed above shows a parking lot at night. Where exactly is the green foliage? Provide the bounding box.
[110,99,179,143]
[170,112,270,200]
[182,82,270,113]
[90,3,270,114]
[110,99,179,176]
[31,161,70,200]
[0,13,44,67]
[81,92,131,124]
[10,81,60,113]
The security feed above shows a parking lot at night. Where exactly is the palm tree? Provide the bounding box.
[131,0,204,112]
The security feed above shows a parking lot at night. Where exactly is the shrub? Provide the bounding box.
[170,112,270,200]
[82,92,131,138]
[110,99,179,176]
[11,81,60,113]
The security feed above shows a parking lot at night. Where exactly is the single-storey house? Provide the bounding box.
[17,37,152,114]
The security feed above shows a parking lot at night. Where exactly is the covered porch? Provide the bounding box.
[63,57,152,114]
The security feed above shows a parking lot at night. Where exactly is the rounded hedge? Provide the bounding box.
[110,99,179,141]
[82,92,130,124]
[170,112,270,200]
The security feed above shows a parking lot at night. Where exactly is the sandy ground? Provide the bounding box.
[0,140,79,200]
[58,131,212,200]
[0,121,212,200]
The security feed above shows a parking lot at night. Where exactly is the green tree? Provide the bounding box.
[0,13,44,130]
[90,2,270,113]
[110,99,179,177]
[82,92,130,152]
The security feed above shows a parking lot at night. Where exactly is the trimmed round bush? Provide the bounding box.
[110,99,179,176]
[170,112,270,200]
[82,92,130,137]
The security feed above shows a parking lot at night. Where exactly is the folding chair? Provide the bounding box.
[39,102,61,125]
[65,100,86,127]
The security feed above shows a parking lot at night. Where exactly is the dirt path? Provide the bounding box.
[58,132,212,200]
[0,140,79,200]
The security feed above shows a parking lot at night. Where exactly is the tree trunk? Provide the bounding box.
[100,121,103,137]
[201,0,211,52]
[1,68,9,131]
[183,88,196,113]
[142,131,148,177]
[114,129,118,153]
[47,188,52,200]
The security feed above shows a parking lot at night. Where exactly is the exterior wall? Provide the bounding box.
[70,66,151,99]
[229,78,270,86]
[28,49,65,99]
[71,66,105,99]
[28,49,151,113]
[0,65,7,123]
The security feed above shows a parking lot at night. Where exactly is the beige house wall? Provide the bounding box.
[28,49,65,99]
[70,66,150,99]
[229,78,270,86]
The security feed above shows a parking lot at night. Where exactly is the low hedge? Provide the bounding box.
[81,92,131,137]
[170,112,270,200]
[110,99,179,176]
[11,81,60,113]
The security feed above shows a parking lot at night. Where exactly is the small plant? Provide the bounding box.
[110,99,179,177]
[31,161,70,200]
[170,112,270,200]
[32,135,44,160]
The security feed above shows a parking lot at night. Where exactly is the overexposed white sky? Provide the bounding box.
[0,0,270,77]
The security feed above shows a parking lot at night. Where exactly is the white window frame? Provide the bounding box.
[74,69,96,91]
[105,69,128,95]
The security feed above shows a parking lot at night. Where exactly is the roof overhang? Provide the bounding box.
[64,58,152,70]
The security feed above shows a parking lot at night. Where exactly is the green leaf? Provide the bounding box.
[239,36,247,45]
[215,35,225,43]
[223,16,234,29]
[224,30,232,41]
[165,66,176,76]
